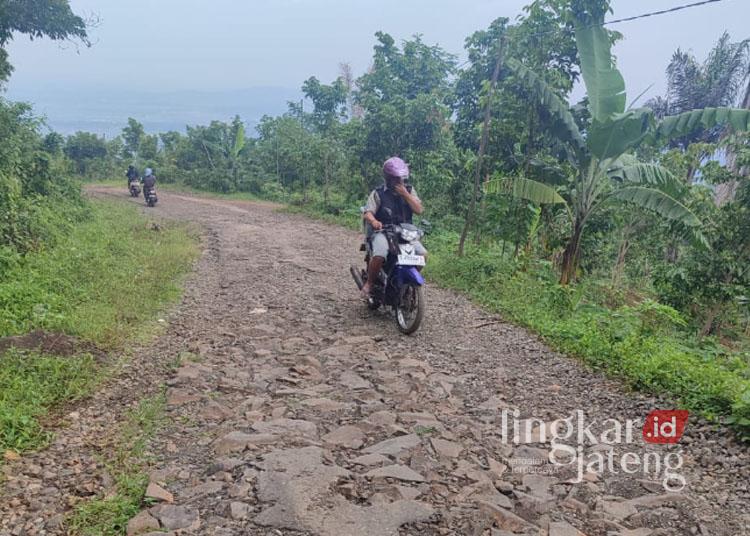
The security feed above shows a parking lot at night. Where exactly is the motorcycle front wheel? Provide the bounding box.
[395,283,424,335]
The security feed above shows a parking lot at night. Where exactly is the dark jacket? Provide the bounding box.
[374,184,414,225]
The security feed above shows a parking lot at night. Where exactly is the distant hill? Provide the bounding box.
[4,86,302,138]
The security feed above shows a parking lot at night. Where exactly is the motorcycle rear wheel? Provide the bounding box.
[395,284,424,335]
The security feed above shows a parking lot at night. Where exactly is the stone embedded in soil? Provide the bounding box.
[145,482,174,503]
[364,464,426,482]
[366,411,397,427]
[322,425,365,449]
[214,431,278,455]
[338,371,372,390]
[628,493,690,508]
[549,520,587,536]
[522,474,557,500]
[151,505,201,531]
[229,501,250,520]
[513,490,555,514]
[301,398,348,412]
[126,511,160,536]
[251,418,318,438]
[430,437,462,458]
[363,434,420,456]
[478,500,537,533]
[255,446,433,535]
[511,445,550,465]
[350,453,390,467]
[487,457,507,478]
[597,498,638,521]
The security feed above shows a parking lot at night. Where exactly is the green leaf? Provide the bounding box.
[608,186,702,227]
[654,108,750,142]
[232,123,246,158]
[484,177,567,205]
[608,162,684,196]
[575,17,626,121]
[587,108,653,160]
[506,58,587,161]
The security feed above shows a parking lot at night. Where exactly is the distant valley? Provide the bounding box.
[5,86,302,137]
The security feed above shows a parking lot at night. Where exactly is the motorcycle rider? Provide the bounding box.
[360,156,425,298]
[142,167,156,201]
[126,164,139,187]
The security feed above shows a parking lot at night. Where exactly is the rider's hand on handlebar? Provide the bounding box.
[371,219,383,230]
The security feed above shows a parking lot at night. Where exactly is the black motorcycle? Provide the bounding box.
[144,186,158,207]
[350,215,429,334]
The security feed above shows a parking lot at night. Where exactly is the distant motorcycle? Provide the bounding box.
[144,186,158,207]
[350,211,429,334]
[128,178,141,197]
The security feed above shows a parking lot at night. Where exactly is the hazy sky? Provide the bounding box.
[5,0,750,102]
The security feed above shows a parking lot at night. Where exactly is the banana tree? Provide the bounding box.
[486,10,750,285]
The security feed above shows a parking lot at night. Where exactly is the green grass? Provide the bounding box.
[0,198,198,456]
[0,350,100,453]
[0,199,199,346]
[67,394,166,536]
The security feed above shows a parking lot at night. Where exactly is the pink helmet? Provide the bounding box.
[383,156,409,180]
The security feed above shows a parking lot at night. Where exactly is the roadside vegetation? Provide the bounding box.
[57,1,750,437]
[67,393,166,536]
[0,13,198,459]
[0,199,198,457]
[2,1,749,443]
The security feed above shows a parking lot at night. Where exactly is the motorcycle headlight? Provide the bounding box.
[401,228,420,242]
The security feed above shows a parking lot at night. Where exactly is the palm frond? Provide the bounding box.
[484,176,567,206]
[506,58,587,161]
[575,16,626,121]
[608,163,684,197]
[608,186,701,227]
[653,107,750,143]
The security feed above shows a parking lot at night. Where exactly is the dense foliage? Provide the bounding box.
[4,0,750,436]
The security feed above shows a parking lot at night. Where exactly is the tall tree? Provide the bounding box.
[650,33,750,148]
[354,32,456,171]
[0,0,89,85]
[121,118,145,162]
[302,76,348,132]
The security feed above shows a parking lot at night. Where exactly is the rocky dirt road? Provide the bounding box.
[1,188,749,536]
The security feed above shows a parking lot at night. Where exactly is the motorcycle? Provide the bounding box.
[350,211,429,334]
[128,178,141,197]
[144,186,158,207]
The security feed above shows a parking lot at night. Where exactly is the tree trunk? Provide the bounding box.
[611,237,630,287]
[458,36,505,256]
[560,219,583,286]
[472,173,490,244]
[716,77,750,206]
[698,302,723,339]
[323,154,330,207]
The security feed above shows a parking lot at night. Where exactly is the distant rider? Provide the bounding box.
[360,156,425,298]
[142,167,156,200]
[126,165,139,187]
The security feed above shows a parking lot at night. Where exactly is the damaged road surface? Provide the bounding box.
[1,188,748,536]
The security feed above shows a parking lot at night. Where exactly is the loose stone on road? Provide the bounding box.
[1,188,748,536]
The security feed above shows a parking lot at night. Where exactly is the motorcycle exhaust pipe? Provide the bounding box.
[350,265,364,290]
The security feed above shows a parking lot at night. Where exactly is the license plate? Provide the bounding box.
[397,254,425,266]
